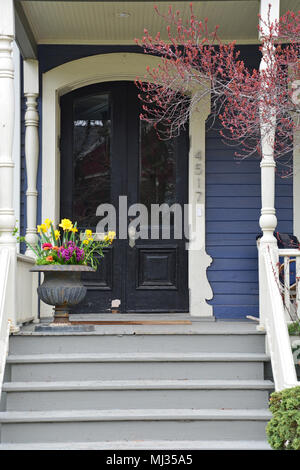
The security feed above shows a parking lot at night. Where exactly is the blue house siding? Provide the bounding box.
[38,45,142,74]
[205,127,293,319]
[205,45,293,319]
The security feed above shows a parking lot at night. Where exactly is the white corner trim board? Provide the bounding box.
[42,52,213,317]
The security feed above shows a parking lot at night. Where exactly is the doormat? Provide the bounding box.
[34,324,95,332]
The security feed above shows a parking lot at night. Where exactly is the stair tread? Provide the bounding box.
[15,320,265,336]
[7,352,270,362]
[4,321,270,445]
[0,440,271,450]
[3,379,274,391]
[0,408,272,422]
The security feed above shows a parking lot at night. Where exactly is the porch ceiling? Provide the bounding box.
[15,0,300,59]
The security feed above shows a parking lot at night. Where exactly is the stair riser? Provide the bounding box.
[0,419,269,443]
[3,324,271,447]
[9,334,265,355]
[6,389,272,411]
[10,362,265,381]
[0,442,273,450]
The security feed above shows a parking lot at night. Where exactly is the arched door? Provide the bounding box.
[60,81,189,313]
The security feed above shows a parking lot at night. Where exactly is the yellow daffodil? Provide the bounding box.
[83,239,90,245]
[37,224,47,233]
[59,218,73,231]
[85,229,93,237]
[104,231,116,243]
[54,229,60,240]
[71,227,78,233]
[43,218,53,230]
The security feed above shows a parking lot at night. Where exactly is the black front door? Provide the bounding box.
[60,81,189,313]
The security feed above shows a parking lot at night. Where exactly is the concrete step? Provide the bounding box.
[2,320,271,447]
[7,352,268,381]
[9,322,266,355]
[0,440,272,450]
[3,379,274,411]
[0,408,272,443]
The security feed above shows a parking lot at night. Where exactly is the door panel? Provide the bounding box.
[60,81,188,313]
[136,247,178,289]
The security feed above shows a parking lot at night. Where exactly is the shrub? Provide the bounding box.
[288,322,300,336]
[266,386,300,450]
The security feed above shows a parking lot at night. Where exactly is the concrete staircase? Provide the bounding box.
[0,319,273,449]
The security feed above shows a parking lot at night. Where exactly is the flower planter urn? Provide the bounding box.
[30,265,95,324]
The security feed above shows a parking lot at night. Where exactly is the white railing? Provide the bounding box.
[0,251,38,400]
[260,244,300,391]
[277,249,300,322]
[0,248,11,399]
[16,254,38,324]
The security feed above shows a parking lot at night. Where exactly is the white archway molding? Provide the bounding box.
[42,52,213,317]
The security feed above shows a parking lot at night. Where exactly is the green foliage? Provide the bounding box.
[292,342,300,362]
[288,322,300,336]
[266,386,300,450]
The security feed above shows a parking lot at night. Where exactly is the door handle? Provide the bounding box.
[128,225,136,248]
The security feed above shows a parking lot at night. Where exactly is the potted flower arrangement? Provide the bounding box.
[23,218,115,324]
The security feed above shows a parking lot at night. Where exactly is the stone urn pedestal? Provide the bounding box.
[30,265,95,324]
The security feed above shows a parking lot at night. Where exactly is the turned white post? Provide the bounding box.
[258,0,280,329]
[258,50,277,251]
[0,0,18,330]
[24,60,39,257]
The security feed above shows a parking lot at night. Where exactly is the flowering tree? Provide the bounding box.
[135,4,300,176]
[134,3,240,138]
[219,8,300,176]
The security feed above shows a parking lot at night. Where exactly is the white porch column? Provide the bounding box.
[188,99,213,317]
[258,0,280,328]
[24,59,39,257]
[0,0,18,330]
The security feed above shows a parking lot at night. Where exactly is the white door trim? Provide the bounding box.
[42,52,213,317]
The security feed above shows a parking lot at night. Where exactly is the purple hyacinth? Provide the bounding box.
[58,242,85,264]
[76,247,85,262]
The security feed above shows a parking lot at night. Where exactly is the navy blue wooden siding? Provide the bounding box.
[38,45,142,74]
[205,126,293,319]
[18,45,293,317]
[205,45,293,319]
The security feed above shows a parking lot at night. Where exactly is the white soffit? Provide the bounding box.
[20,1,263,45]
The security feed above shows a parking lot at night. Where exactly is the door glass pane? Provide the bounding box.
[139,121,176,211]
[72,93,110,229]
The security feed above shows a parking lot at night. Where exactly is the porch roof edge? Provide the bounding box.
[14,1,37,59]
